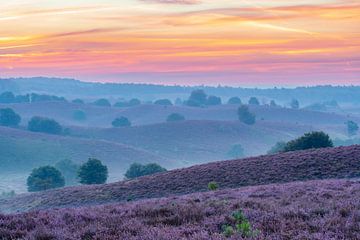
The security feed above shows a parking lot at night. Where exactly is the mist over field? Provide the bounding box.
[1,0,359,238]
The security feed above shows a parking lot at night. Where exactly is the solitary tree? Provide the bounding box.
[0,108,21,127]
[154,99,173,106]
[248,97,260,105]
[28,116,62,134]
[227,97,242,105]
[72,110,86,121]
[290,99,300,109]
[238,105,256,125]
[167,113,185,122]
[93,98,111,107]
[112,117,131,127]
[283,131,333,152]
[346,120,359,137]
[27,166,65,192]
[206,95,222,106]
[78,158,108,184]
[125,163,167,179]
[186,89,207,107]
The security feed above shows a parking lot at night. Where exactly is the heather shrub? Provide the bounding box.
[0,108,21,127]
[284,131,333,152]
[167,113,185,122]
[238,105,256,125]
[208,181,218,191]
[78,158,108,185]
[125,163,167,179]
[27,166,65,192]
[112,117,131,127]
[28,116,62,135]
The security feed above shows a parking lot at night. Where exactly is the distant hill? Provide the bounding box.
[2,77,360,104]
[0,178,358,239]
[1,145,359,213]
[0,127,174,180]
[69,120,314,162]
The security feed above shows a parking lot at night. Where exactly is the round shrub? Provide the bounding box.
[27,166,65,192]
[78,158,108,185]
[28,116,62,135]
[208,181,218,191]
[112,117,131,127]
[0,108,21,127]
[167,113,185,122]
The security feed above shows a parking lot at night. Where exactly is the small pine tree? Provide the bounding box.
[208,181,218,191]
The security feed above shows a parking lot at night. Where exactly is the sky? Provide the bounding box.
[0,0,359,86]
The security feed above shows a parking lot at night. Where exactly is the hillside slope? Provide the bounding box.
[70,120,313,162]
[0,127,174,180]
[0,179,358,239]
[1,145,359,213]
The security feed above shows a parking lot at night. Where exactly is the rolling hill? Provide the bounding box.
[1,145,359,213]
[0,179,358,239]
[0,127,175,189]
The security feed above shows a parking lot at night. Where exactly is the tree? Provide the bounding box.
[0,108,21,127]
[186,89,207,107]
[270,100,277,107]
[27,166,65,192]
[267,141,286,154]
[238,105,256,125]
[28,116,62,134]
[167,113,185,122]
[227,97,242,105]
[248,97,260,105]
[283,131,333,152]
[227,144,245,159]
[154,99,173,106]
[206,95,222,106]
[78,158,108,185]
[72,110,86,121]
[93,98,111,107]
[72,99,84,104]
[55,159,79,186]
[0,91,15,103]
[125,163,167,179]
[290,99,300,109]
[346,120,359,137]
[128,98,141,106]
[112,117,131,127]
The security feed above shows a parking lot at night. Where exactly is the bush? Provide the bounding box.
[227,97,242,105]
[93,98,111,107]
[208,181,218,191]
[267,141,287,154]
[270,100,277,107]
[186,89,207,107]
[112,117,131,127]
[72,99,84,104]
[283,131,333,152]
[0,108,21,127]
[248,97,260,105]
[28,116,62,134]
[31,93,66,102]
[237,105,256,125]
[346,120,359,137]
[128,98,141,106]
[167,113,185,122]
[291,99,300,109]
[227,144,245,159]
[72,110,86,121]
[0,91,15,103]
[125,163,167,179]
[78,158,108,185]
[55,159,80,186]
[27,166,65,192]
[154,99,173,106]
[206,95,222,106]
